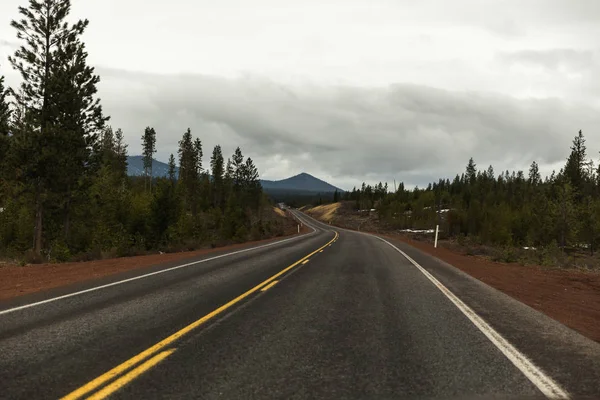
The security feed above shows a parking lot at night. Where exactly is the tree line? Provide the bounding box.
[345,130,600,254]
[0,0,277,262]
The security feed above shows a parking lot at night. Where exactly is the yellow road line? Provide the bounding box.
[260,280,279,292]
[301,259,310,265]
[319,250,323,253]
[87,349,176,400]
[61,230,339,400]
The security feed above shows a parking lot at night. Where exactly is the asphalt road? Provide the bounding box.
[1,211,600,399]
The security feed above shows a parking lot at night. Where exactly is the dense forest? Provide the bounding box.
[345,130,600,255]
[0,0,284,263]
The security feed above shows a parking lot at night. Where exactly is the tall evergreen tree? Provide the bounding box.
[141,126,156,192]
[178,128,198,215]
[232,146,244,188]
[194,138,203,176]
[243,156,261,209]
[223,157,234,206]
[168,153,177,183]
[100,126,127,179]
[564,130,586,195]
[210,145,224,209]
[528,161,541,186]
[466,157,477,184]
[113,128,128,180]
[8,0,101,255]
[486,165,495,180]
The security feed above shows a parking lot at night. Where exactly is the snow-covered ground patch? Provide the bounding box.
[399,229,435,234]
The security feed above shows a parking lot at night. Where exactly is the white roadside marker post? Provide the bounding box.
[434,225,439,248]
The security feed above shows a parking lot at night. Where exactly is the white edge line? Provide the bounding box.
[0,213,318,316]
[372,235,569,400]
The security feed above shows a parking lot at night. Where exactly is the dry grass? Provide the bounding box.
[307,202,342,222]
[273,207,287,217]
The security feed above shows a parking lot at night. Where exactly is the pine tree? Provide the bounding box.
[466,157,477,184]
[564,130,586,195]
[243,157,261,210]
[210,145,224,209]
[194,138,203,175]
[99,126,127,180]
[486,165,495,180]
[193,137,210,211]
[168,153,177,183]
[528,161,541,186]
[232,147,244,188]
[113,128,128,180]
[8,0,101,255]
[178,128,198,215]
[333,190,339,203]
[141,126,157,192]
[223,157,233,209]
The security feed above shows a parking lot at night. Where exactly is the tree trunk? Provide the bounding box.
[33,194,43,256]
[64,190,71,243]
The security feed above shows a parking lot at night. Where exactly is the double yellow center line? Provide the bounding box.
[61,230,339,400]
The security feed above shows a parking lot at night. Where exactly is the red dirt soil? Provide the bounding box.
[386,234,600,343]
[0,229,309,302]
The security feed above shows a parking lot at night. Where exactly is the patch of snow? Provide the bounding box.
[399,229,435,234]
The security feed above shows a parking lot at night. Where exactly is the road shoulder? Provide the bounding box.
[0,229,311,303]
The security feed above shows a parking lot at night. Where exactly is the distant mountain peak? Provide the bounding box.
[261,172,342,193]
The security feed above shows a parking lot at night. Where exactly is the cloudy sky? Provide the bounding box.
[1,0,600,189]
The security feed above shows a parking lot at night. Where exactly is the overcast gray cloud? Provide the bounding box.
[1,0,600,189]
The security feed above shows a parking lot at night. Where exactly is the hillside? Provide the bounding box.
[261,173,342,193]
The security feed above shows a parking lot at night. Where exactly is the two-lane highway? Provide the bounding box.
[2,211,600,399]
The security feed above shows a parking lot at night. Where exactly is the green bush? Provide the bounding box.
[234,225,249,242]
[48,239,71,263]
